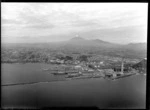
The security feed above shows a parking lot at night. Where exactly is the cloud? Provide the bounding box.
[1,3,148,43]
[2,18,22,24]
[26,24,55,29]
[2,3,56,29]
[70,19,100,27]
[77,25,147,44]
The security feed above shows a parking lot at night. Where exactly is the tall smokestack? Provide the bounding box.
[121,58,124,74]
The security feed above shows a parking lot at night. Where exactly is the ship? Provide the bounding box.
[52,71,68,75]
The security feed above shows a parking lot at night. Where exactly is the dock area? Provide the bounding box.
[110,73,137,80]
[41,57,145,81]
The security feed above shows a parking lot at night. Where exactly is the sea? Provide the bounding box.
[1,63,146,109]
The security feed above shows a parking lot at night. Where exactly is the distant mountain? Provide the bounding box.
[92,39,110,44]
[127,42,146,46]
[67,37,90,46]
[70,37,86,41]
[2,37,147,59]
[125,43,147,51]
[65,37,120,48]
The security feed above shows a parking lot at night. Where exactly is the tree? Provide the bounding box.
[88,64,95,69]
[78,55,88,62]
[65,56,73,61]
[55,53,65,60]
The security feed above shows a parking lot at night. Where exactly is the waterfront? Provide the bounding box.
[1,63,146,109]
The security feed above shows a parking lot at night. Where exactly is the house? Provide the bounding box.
[74,65,82,71]
[88,69,94,72]
[100,61,104,65]
[74,65,82,68]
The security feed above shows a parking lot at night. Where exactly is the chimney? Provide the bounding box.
[121,58,124,74]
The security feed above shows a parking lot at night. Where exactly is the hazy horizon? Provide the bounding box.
[1,36,147,45]
[2,3,148,44]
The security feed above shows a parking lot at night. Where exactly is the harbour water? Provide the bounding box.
[1,63,146,109]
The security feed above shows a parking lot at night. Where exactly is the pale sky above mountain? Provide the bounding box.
[1,3,148,44]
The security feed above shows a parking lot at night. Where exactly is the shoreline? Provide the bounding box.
[2,73,143,87]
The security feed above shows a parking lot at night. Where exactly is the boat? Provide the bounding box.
[52,71,68,75]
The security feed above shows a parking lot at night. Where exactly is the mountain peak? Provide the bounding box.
[70,37,86,41]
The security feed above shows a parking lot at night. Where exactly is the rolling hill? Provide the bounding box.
[132,58,147,72]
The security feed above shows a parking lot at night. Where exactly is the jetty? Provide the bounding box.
[111,73,136,80]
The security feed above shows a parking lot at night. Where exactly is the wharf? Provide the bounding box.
[51,70,80,75]
[66,73,104,80]
[111,73,136,80]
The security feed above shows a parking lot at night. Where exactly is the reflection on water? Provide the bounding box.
[1,64,146,109]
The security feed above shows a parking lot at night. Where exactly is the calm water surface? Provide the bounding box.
[1,63,146,109]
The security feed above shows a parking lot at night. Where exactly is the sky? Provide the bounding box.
[1,3,148,44]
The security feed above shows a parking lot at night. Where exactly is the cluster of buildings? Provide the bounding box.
[50,57,139,79]
[49,58,105,66]
[48,56,146,80]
